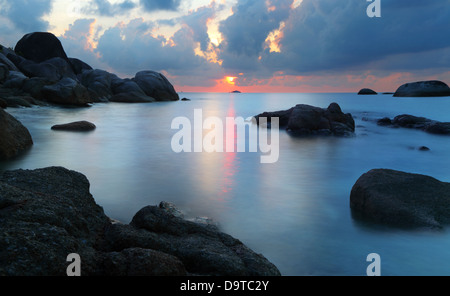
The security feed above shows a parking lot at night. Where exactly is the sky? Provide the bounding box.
[0,0,449,93]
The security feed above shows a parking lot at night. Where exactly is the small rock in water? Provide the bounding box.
[419,146,430,151]
[51,120,96,132]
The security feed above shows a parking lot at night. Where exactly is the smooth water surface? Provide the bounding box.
[2,93,450,276]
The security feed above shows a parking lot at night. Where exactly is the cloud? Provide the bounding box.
[218,0,291,72]
[82,0,137,16]
[0,0,53,33]
[139,0,181,12]
[94,17,223,85]
[261,0,450,74]
[59,18,104,68]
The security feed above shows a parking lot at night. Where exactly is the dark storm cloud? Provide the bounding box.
[261,0,450,74]
[0,0,53,33]
[139,0,181,12]
[218,0,291,72]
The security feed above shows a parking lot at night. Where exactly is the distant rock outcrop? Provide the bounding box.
[394,80,450,97]
[358,88,377,95]
[255,102,355,136]
[377,114,450,135]
[0,32,179,107]
[0,108,33,160]
[350,169,450,229]
[0,167,281,276]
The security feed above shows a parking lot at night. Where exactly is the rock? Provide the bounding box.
[418,146,430,151]
[2,71,28,89]
[358,88,377,95]
[17,59,61,82]
[0,52,19,71]
[22,77,54,101]
[133,71,179,101]
[41,77,92,106]
[14,32,69,64]
[0,63,9,82]
[80,69,116,102]
[100,248,187,276]
[378,114,450,135]
[350,169,450,229]
[255,103,355,136]
[394,80,450,97]
[125,205,281,276]
[0,98,6,108]
[51,121,96,132]
[181,98,191,101]
[69,58,92,75]
[0,108,33,160]
[376,117,392,126]
[109,78,155,103]
[0,167,281,276]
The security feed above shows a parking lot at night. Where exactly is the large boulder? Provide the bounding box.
[255,102,355,136]
[0,108,33,160]
[394,80,450,97]
[14,32,69,64]
[0,53,19,72]
[0,63,9,83]
[350,169,450,229]
[0,167,280,276]
[80,69,116,102]
[133,71,179,101]
[110,78,155,103]
[69,58,92,76]
[41,77,92,106]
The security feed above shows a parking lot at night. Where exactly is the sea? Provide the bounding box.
[2,92,450,276]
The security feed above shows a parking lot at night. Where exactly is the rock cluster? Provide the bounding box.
[377,114,450,135]
[0,32,179,107]
[0,167,281,276]
[254,102,355,136]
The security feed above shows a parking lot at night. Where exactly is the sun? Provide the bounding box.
[226,76,237,85]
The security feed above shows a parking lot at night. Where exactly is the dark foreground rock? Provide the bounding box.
[255,102,355,136]
[0,167,280,276]
[377,114,450,135]
[394,80,450,97]
[51,121,96,132]
[350,169,450,229]
[358,88,377,95]
[0,109,33,160]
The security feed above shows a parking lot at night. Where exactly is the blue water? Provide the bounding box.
[2,92,450,276]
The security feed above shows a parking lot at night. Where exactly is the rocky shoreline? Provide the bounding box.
[0,167,281,276]
[0,32,179,108]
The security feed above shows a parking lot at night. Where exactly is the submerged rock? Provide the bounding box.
[0,167,280,276]
[255,102,355,136]
[51,121,96,132]
[394,80,450,97]
[0,109,33,160]
[350,169,450,229]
